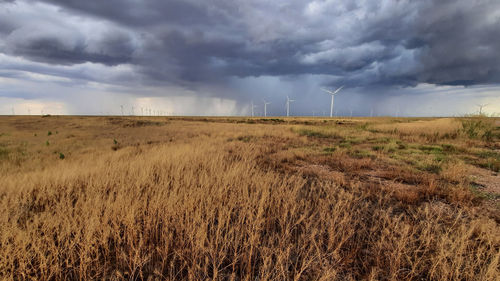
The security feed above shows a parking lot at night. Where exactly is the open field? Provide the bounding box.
[1,115,499,280]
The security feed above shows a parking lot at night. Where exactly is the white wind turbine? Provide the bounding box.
[263,100,271,117]
[321,85,344,118]
[286,96,295,117]
[251,100,258,117]
[477,103,489,115]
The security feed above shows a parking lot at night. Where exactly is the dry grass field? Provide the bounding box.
[0,115,499,280]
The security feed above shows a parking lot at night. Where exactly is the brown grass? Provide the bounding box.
[0,116,499,280]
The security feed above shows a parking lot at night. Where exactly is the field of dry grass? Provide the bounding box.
[0,115,499,280]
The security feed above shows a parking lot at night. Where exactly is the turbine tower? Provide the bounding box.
[321,85,344,118]
[251,100,257,117]
[263,100,271,117]
[286,96,295,117]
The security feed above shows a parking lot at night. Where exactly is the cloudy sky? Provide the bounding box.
[1,0,499,116]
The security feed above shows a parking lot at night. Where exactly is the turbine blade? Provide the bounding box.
[321,88,335,94]
[332,85,345,95]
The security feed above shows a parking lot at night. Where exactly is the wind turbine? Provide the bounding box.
[263,100,271,117]
[321,85,344,118]
[120,105,124,116]
[286,96,295,117]
[251,100,258,117]
[477,103,488,115]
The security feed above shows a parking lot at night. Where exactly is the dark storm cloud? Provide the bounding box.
[3,25,135,66]
[7,36,132,66]
[411,1,500,86]
[1,0,500,88]
[40,0,226,27]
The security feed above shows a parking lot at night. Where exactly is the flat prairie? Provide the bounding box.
[0,116,499,280]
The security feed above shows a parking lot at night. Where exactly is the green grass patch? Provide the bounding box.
[418,145,443,154]
[477,158,500,172]
[416,162,442,173]
[441,144,456,153]
[295,128,342,139]
[396,140,407,150]
[355,123,369,131]
[348,149,375,159]
[0,146,9,160]
[475,150,500,159]
[470,182,500,200]
[322,147,336,154]
[339,141,352,149]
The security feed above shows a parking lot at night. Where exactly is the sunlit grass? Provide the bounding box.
[0,116,498,280]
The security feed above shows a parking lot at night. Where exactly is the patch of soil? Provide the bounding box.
[468,166,500,195]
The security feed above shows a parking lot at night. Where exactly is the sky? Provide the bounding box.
[0,0,499,116]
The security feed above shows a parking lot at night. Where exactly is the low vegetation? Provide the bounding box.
[0,115,499,280]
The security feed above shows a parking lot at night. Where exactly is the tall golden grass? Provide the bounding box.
[371,118,462,139]
[0,116,498,280]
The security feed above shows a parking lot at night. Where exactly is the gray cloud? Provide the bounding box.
[1,0,499,104]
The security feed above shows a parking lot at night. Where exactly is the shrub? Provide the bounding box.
[461,117,496,141]
[112,139,120,151]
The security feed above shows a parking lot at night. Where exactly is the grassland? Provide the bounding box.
[0,115,499,280]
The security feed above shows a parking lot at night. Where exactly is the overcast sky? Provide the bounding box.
[1,0,499,116]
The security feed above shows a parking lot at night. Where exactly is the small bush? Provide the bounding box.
[111,139,121,151]
[461,117,496,141]
[59,153,65,160]
[47,131,52,136]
